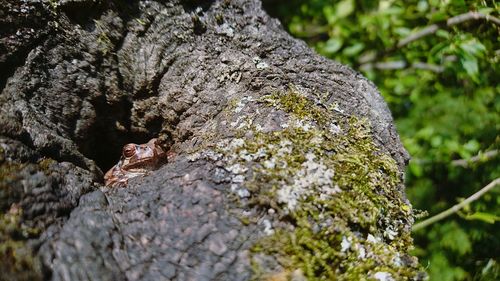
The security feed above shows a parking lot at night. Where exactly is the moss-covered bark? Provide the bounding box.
[0,203,43,281]
[217,88,424,280]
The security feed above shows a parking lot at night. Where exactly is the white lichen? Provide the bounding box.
[329,122,342,135]
[373,272,394,281]
[239,150,254,162]
[232,175,245,183]
[277,152,336,211]
[392,253,403,267]
[293,119,313,131]
[262,160,276,169]
[253,56,269,70]
[318,184,342,201]
[262,219,274,235]
[341,236,352,252]
[187,150,222,162]
[237,188,250,198]
[367,233,382,244]
[228,138,245,149]
[230,116,245,127]
[231,183,250,199]
[186,152,201,162]
[357,245,366,259]
[233,96,255,113]
[383,225,398,241]
[226,163,248,174]
[277,185,300,210]
[236,118,254,130]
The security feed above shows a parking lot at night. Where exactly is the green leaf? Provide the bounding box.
[380,6,404,16]
[463,212,500,224]
[430,135,443,147]
[439,222,472,255]
[459,39,486,57]
[323,6,336,24]
[394,27,411,37]
[335,0,354,19]
[323,38,343,54]
[429,11,448,22]
[461,57,479,80]
[463,139,480,153]
[436,29,450,39]
[478,8,494,14]
[428,251,468,281]
[342,43,364,56]
[417,0,429,12]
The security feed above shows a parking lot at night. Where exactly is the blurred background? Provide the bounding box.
[263,0,499,280]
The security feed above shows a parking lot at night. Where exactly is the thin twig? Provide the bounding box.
[398,11,500,48]
[412,178,500,232]
[398,25,439,48]
[360,60,444,73]
[374,61,407,70]
[451,149,499,168]
[448,11,500,26]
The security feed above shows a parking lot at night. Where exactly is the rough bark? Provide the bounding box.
[0,0,421,280]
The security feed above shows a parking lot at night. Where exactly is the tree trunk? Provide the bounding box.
[0,0,422,280]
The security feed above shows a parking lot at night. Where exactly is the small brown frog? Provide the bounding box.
[104,138,168,187]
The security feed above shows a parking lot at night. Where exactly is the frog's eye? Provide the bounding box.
[123,144,136,158]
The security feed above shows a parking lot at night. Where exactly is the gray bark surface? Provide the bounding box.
[0,0,414,280]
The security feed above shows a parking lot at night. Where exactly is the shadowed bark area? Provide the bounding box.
[0,0,421,280]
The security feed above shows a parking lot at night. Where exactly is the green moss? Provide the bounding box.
[0,162,26,212]
[48,0,60,16]
[260,86,329,126]
[0,161,46,281]
[0,206,42,281]
[1,159,56,212]
[38,157,57,172]
[221,88,423,280]
[94,20,113,55]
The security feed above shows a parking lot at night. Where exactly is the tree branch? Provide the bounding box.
[451,149,499,168]
[359,60,444,73]
[448,11,500,26]
[398,11,500,48]
[412,178,500,232]
[397,25,439,48]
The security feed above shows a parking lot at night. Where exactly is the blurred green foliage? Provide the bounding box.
[264,0,500,280]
